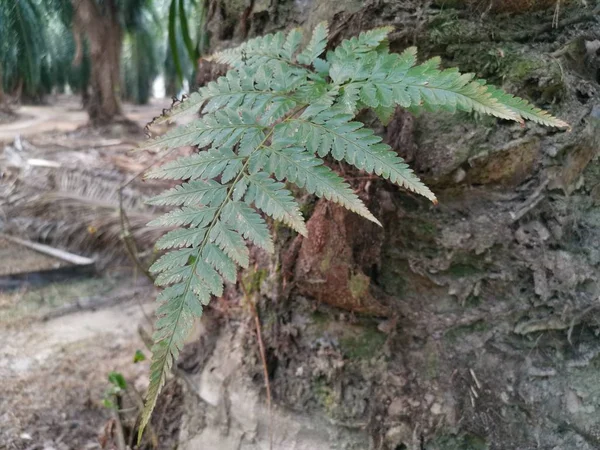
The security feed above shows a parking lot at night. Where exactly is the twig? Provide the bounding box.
[509,178,549,222]
[117,148,178,328]
[239,274,273,450]
[0,233,94,266]
[568,303,600,345]
[110,409,127,450]
[118,186,154,283]
[117,147,177,284]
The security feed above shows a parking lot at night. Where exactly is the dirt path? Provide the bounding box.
[0,281,155,450]
[0,96,171,143]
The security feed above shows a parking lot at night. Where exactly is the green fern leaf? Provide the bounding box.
[281,28,303,60]
[223,201,275,253]
[140,110,264,152]
[212,31,304,70]
[147,180,228,207]
[267,145,381,225]
[156,68,299,123]
[337,27,393,54]
[138,291,194,440]
[296,22,329,66]
[149,248,196,275]
[485,84,570,128]
[155,227,208,250]
[244,172,307,236]
[147,149,243,181]
[203,243,237,283]
[154,265,193,286]
[210,220,250,268]
[147,207,219,228]
[284,113,436,202]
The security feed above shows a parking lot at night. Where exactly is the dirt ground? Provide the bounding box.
[0,278,154,450]
[0,96,168,144]
[0,98,169,450]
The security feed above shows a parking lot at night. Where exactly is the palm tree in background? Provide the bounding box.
[0,0,86,106]
[0,0,204,123]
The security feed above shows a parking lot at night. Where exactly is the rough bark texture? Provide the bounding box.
[178,1,600,449]
[71,0,123,125]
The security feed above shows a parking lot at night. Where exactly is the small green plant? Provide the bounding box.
[133,349,147,363]
[137,23,567,438]
[102,371,128,410]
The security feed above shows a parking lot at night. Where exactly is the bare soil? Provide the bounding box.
[0,277,155,450]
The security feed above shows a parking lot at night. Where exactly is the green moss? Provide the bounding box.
[425,341,440,380]
[311,310,330,327]
[426,432,488,450]
[299,199,316,219]
[340,325,386,360]
[465,294,482,308]
[405,217,439,242]
[348,272,370,298]
[447,263,480,277]
[503,55,565,103]
[320,248,333,272]
[242,268,268,294]
[507,59,539,80]
[379,269,407,296]
[444,320,489,343]
[313,378,337,415]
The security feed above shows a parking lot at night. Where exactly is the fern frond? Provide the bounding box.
[140,109,265,151]
[282,112,436,202]
[484,84,571,129]
[296,22,329,66]
[267,145,381,225]
[223,201,275,253]
[244,172,307,236]
[146,148,243,181]
[139,23,569,442]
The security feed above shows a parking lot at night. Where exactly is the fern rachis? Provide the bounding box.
[137,22,568,440]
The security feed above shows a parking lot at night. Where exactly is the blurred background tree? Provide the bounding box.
[0,0,207,124]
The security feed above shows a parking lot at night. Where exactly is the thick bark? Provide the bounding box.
[173,2,600,450]
[71,0,123,125]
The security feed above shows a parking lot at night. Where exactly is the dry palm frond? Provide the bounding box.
[1,140,173,268]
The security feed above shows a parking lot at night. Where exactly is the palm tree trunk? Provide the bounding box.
[0,64,5,106]
[71,0,123,125]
